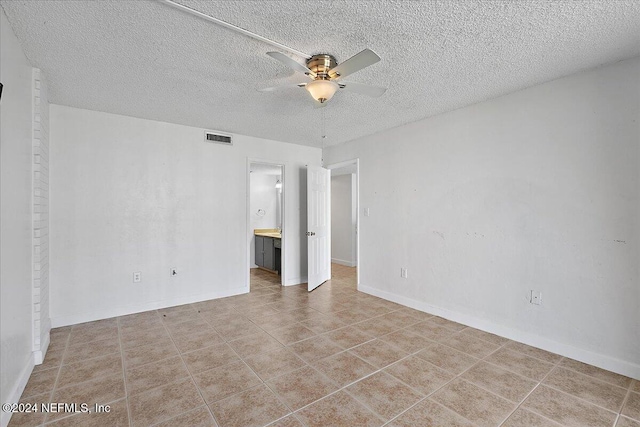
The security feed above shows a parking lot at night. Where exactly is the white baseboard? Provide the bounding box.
[51,286,248,328]
[331,258,356,267]
[359,284,640,380]
[284,276,307,286]
[1,352,35,427]
[33,329,50,365]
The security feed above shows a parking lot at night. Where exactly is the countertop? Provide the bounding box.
[254,228,281,239]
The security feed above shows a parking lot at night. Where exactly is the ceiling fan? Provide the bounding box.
[158,0,386,105]
[260,49,387,104]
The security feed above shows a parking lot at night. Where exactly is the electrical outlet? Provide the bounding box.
[133,272,141,283]
[530,290,542,305]
[170,268,178,277]
[401,268,408,278]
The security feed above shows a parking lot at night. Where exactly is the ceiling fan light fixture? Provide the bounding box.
[305,79,339,103]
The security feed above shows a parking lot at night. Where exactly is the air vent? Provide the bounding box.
[205,131,232,146]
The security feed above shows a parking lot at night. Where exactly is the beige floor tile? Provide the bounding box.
[522,385,617,427]
[165,318,212,336]
[193,360,261,404]
[429,317,467,332]
[393,307,434,322]
[485,348,555,381]
[123,340,179,369]
[313,351,376,387]
[266,415,304,426]
[154,406,217,427]
[63,336,121,364]
[160,308,202,326]
[244,347,306,381]
[68,324,119,347]
[634,380,640,393]
[45,398,129,427]
[126,355,190,396]
[6,392,50,427]
[404,321,457,341]
[415,342,479,374]
[299,315,346,334]
[346,371,422,421]
[47,374,125,422]
[544,366,628,411]
[353,316,401,337]
[286,307,326,322]
[120,326,172,349]
[118,311,161,329]
[21,367,58,398]
[172,327,226,353]
[266,366,338,410]
[288,335,343,363]
[438,332,501,359]
[268,324,317,346]
[228,331,283,358]
[502,408,563,427]
[378,329,433,353]
[376,311,421,328]
[617,416,640,427]
[384,355,454,395]
[323,326,373,350]
[622,392,640,421]
[128,378,204,427]
[462,361,537,402]
[332,309,374,325]
[57,353,122,389]
[504,341,562,364]
[33,344,65,373]
[213,317,264,340]
[560,358,632,388]
[210,384,290,427]
[349,339,409,369]
[387,399,475,427]
[431,378,516,427]
[295,391,383,427]
[182,343,240,374]
[458,327,510,346]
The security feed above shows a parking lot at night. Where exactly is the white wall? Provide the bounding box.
[324,57,640,378]
[0,9,36,425]
[249,171,280,267]
[331,174,356,266]
[50,105,321,326]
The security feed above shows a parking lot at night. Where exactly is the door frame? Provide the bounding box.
[326,158,360,286]
[246,158,285,289]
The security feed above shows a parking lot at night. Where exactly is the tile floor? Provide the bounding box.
[9,264,640,427]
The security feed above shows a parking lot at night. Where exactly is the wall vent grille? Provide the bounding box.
[205,131,232,145]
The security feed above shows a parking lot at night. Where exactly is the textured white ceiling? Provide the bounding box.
[2,1,639,147]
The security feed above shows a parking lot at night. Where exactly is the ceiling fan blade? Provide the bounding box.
[338,81,387,97]
[266,52,316,78]
[258,83,307,92]
[329,48,381,79]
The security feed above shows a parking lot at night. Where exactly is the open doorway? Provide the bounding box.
[248,161,284,291]
[327,159,359,287]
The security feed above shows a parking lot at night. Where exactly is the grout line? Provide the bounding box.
[612,379,635,427]
[496,355,565,426]
[115,318,133,427]
[157,312,222,427]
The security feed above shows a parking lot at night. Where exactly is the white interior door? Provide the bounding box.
[307,166,331,291]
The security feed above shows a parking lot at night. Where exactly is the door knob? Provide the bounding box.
[306,232,316,236]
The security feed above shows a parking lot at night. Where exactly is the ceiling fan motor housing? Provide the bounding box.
[307,54,338,79]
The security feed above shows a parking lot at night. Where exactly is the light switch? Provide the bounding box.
[364,208,370,217]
